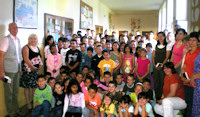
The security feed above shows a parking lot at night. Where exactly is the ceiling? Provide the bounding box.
[100,0,164,12]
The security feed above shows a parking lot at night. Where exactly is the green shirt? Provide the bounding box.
[33,84,52,107]
[129,92,137,103]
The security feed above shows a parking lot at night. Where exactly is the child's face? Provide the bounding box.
[83,38,88,45]
[76,74,83,83]
[48,79,56,89]
[104,74,111,83]
[137,48,141,55]
[82,68,89,75]
[61,73,68,81]
[88,89,96,99]
[85,79,92,88]
[103,52,110,60]
[120,101,129,109]
[143,82,150,91]
[112,43,119,51]
[80,45,86,52]
[127,76,134,86]
[70,41,77,49]
[63,41,69,48]
[135,85,143,95]
[106,43,112,50]
[64,80,70,87]
[96,47,102,54]
[37,78,46,89]
[87,51,93,57]
[120,44,125,52]
[108,83,116,93]
[138,98,148,106]
[89,73,95,78]
[101,39,106,45]
[71,85,78,94]
[45,75,51,81]
[70,72,76,79]
[116,75,122,84]
[104,96,112,105]
[131,42,137,49]
[125,47,130,53]
[49,38,53,45]
[140,50,147,58]
[50,46,57,54]
[76,38,81,45]
[55,84,62,93]
[88,40,94,47]
[146,46,152,52]
[60,68,66,73]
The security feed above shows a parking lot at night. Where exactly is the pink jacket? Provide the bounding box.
[46,53,62,78]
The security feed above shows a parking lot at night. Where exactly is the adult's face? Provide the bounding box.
[9,23,18,36]
[176,31,185,41]
[189,37,198,48]
[29,36,38,46]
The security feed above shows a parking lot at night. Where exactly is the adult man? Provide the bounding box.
[0,23,24,117]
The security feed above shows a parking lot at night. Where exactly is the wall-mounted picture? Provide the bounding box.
[14,0,38,28]
[80,1,93,29]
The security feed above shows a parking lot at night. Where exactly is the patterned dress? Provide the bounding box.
[20,46,42,88]
[192,53,200,116]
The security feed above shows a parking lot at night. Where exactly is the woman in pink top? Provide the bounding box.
[46,44,62,78]
[171,28,187,75]
[122,44,135,82]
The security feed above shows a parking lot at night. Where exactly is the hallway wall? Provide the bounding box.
[0,0,111,116]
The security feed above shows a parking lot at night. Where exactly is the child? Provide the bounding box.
[69,70,76,79]
[129,83,143,106]
[134,92,154,117]
[76,73,83,84]
[63,79,85,117]
[47,44,62,78]
[56,66,67,82]
[47,77,56,91]
[106,40,112,50]
[100,93,118,117]
[92,45,104,79]
[65,39,82,73]
[98,71,112,94]
[82,66,89,80]
[82,36,88,47]
[146,43,153,74]
[32,75,52,117]
[122,74,135,95]
[80,76,93,94]
[57,37,63,53]
[138,40,144,47]
[98,49,116,81]
[118,95,134,117]
[50,82,65,117]
[115,73,125,93]
[44,35,54,59]
[122,44,135,82]
[83,84,101,117]
[45,72,51,82]
[56,71,69,83]
[60,38,70,66]
[82,47,93,69]
[88,38,94,47]
[62,78,70,93]
[135,48,150,84]
[101,37,106,49]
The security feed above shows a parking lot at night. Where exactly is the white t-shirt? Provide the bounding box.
[60,48,70,66]
[153,44,172,51]
[138,103,154,117]
[144,39,157,49]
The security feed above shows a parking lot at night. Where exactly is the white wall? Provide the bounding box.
[0,0,111,116]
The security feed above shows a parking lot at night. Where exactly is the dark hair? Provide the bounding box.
[61,71,69,76]
[142,78,151,84]
[140,48,147,53]
[138,92,149,100]
[86,28,90,31]
[47,77,55,83]
[46,35,54,45]
[81,36,88,42]
[45,72,51,76]
[62,78,70,86]
[182,35,190,42]
[106,39,112,44]
[71,39,77,44]
[164,62,177,74]
[175,28,187,37]
[127,74,135,80]
[112,41,120,52]
[88,69,96,76]
[77,72,83,76]
[124,44,133,54]
[82,66,89,71]
[190,32,199,42]
[87,47,94,52]
[62,38,69,42]
[146,43,152,48]
[85,76,94,83]
[119,95,131,103]
[58,37,63,42]
[80,42,86,47]
[55,82,62,87]
[50,44,56,50]
[37,75,45,81]
[101,92,113,110]
[116,73,123,78]
[108,81,117,87]
[104,71,111,77]
[157,32,168,46]
[66,79,82,95]
[88,84,98,92]
[135,46,142,58]
[102,49,110,54]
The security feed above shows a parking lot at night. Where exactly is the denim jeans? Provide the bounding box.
[32,100,50,117]
[65,107,82,117]
[99,112,116,117]
[49,106,63,117]
[184,85,194,117]
[82,107,98,117]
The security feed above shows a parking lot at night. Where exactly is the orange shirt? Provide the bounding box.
[85,91,101,109]
[184,48,200,87]
[163,74,185,100]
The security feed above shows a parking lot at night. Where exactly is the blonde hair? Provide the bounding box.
[28,34,38,45]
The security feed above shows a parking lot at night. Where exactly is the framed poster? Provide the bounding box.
[44,13,74,42]
[14,0,38,28]
[80,1,93,29]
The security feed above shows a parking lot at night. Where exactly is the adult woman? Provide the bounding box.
[170,28,187,75]
[152,32,172,100]
[154,62,186,117]
[110,41,122,80]
[20,34,43,110]
[181,32,200,117]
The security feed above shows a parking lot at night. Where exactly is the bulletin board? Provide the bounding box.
[44,13,74,42]
[80,1,93,29]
